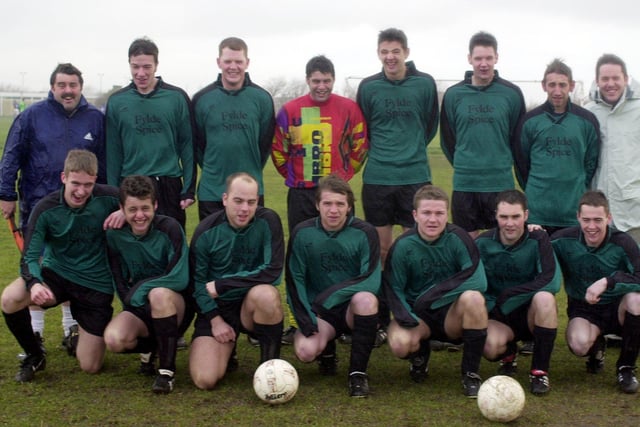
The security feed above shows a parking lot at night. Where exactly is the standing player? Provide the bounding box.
[384,185,488,397]
[513,59,600,235]
[189,173,284,390]
[552,190,640,393]
[104,175,190,394]
[476,190,561,395]
[0,63,105,355]
[106,37,196,229]
[1,150,121,382]
[586,54,640,243]
[356,28,439,266]
[287,175,380,397]
[441,31,525,238]
[272,55,368,343]
[192,37,275,220]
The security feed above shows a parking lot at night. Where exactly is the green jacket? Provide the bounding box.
[440,71,525,192]
[286,216,381,336]
[384,224,487,327]
[106,215,189,308]
[476,228,561,315]
[356,61,439,185]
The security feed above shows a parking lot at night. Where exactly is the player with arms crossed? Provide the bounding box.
[104,175,190,394]
[189,172,284,390]
[384,185,488,397]
[1,150,122,382]
[476,190,561,395]
[286,174,380,397]
[552,190,640,393]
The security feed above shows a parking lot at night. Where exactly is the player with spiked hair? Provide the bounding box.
[104,175,191,394]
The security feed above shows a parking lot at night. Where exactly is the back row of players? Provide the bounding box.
[1,28,639,397]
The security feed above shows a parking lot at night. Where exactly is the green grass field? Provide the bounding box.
[0,115,638,426]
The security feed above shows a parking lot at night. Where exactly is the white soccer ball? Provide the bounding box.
[253,359,299,404]
[477,375,526,422]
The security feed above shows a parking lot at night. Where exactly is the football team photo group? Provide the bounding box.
[1,25,640,424]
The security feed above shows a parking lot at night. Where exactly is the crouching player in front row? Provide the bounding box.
[2,150,122,382]
[286,175,380,397]
[189,172,285,390]
[552,190,640,393]
[384,185,488,398]
[476,190,561,395]
[104,175,192,394]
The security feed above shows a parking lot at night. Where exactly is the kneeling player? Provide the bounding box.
[1,150,121,382]
[104,175,191,394]
[552,190,640,393]
[476,190,561,395]
[189,173,285,390]
[384,185,488,398]
[286,175,381,397]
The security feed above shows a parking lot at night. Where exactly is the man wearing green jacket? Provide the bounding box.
[106,37,196,229]
[513,59,600,235]
[104,175,190,394]
[441,31,525,238]
[384,185,488,398]
[476,190,561,395]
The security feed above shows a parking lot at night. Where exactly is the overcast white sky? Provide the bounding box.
[1,0,638,104]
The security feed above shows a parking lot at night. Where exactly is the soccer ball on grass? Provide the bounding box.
[477,375,526,422]
[253,358,299,404]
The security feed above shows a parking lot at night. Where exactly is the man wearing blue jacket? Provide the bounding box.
[0,63,105,354]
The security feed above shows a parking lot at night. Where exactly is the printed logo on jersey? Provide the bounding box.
[83,132,94,141]
[135,113,163,136]
[384,97,413,119]
[221,110,249,131]
[467,104,496,125]
[544,136,574,158]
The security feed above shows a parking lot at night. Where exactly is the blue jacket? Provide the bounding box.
[0,92,105,229]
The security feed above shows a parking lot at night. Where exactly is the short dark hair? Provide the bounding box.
[378,28,408,50]
[128,37,159,63]
[219,37,248,57]
[119,175,156,205]
[579,190,610,215]
[305,55,335,78]
[543,58,573,83]
[495,189,528,211]
[413,185,449,210]
[596,53,627,79]
[50,63,83,86]
[469,31,497,54]
[316,174,355,209]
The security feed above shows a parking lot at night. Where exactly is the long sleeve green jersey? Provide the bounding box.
[356,61,439,185]
[384,224,487,328]
[513,101,600,227]
[106,215,189,308]
[440,71,525,192]
[190,207,284,320]
[192,73,275,202]
[476,228,561,314]
[552,226,640,304]
[105,78,196,200]
[21,184,120,294]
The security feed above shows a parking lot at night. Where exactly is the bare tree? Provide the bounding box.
[263,77,308,111]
